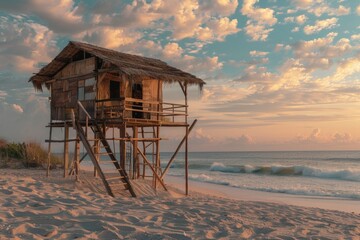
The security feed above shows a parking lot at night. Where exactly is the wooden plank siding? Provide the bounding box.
[51,57,96,120]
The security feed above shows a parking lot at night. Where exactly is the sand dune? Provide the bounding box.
[0,168,360,239]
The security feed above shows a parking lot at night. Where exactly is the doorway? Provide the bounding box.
[132,83,143,118]
[110,80,121,99]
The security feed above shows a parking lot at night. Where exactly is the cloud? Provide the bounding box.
[241,0,277,41]
[0,93,49,143]
[81,27,141,49]
[181,55,223,74]
[291,1,350,16]
[0,0,84,34]
[200,84,256,103]
[333,5,350,16]
[188,128,255,151]
[200,0,239,16]
[196,17,239,42]
[244,22,274,41]
[357,5,360,15]
[249,51,269,57]
[332,132,353,143]
[274,44,291,52]
[191,128,215,142]
[235,64,274,84]
[294,128,322,144]
[241,0,277,25]
[162,42,184,58]
[293,32,352,71]
[170,0,201,40]
[284,14,307,25]
[0,16,57,73]
[325,56,360,83]
[284,17,294,23]
[292,27,300,32]
[295,14,308,25]
[291,0,313,9]
[303,18,338,35]
[351,34,360,40]
[290,129,356,147]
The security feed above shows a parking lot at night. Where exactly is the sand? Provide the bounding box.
[1,169,360,239]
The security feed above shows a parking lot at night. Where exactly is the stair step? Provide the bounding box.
[96,152,115,156]
[110,184,130,191]
[74,120,136,197]
[99,160,118,164]
[109,183,128,188]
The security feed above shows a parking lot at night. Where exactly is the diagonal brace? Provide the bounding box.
[136,146,168,191]
[161,119,197,180]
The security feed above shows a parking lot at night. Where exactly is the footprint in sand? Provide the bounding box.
[124,215,140,224]
[17,186,33,193]
[120,225,137,234]
[0,189,13,195]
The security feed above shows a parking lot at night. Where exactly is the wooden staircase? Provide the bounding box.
[74,120,136,197]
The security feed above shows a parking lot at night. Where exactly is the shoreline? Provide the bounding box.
[166,176,360,214]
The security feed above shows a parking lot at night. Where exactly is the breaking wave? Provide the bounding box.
[185,173,360,199]
[209,162,360,182]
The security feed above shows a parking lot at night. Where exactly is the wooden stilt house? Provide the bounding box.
[29,41,205,197]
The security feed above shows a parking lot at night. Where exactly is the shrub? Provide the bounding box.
[0,139,62,169]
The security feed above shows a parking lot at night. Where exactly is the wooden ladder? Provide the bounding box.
[74,120,136,197]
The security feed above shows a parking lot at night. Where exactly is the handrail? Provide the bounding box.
[94,98,188,123]
[77,100,92,119]
[125,97,160,105]
[96,98,125,103]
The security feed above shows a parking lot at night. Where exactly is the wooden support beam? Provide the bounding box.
[120,125,126,170]
[137,146,167,191]
[74,135,80,181]
[155,126,160,189]
[93,130,99,178]
[178,82,186,95]
[161,119,197,180]
[46,139,79,143]
[63,124,69,178]
[141,126,146,179]
[184,84,189,195]
[46,122,53,177]
[132,127,138,179]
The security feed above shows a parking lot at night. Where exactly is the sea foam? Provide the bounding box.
[209,162,360,182]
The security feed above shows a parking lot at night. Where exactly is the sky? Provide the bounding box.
[0,0,360,152]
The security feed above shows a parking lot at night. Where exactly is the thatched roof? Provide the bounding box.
[29,41,205,91]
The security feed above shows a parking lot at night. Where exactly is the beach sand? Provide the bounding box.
[1,168,360,239]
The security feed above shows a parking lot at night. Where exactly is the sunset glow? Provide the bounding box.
[0,0,359,151]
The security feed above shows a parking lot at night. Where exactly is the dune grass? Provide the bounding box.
[0,139,62,169]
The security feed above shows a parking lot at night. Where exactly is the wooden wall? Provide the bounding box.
[51,57,95,120]
[49,56,166,121]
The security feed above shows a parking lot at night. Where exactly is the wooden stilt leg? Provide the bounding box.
[120,124,126,170]
[75,135,80,181]
[46,122,53,177]
[63,124,69,178]
[132,126,138,179]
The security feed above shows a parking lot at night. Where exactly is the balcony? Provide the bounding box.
[95,98,187,126]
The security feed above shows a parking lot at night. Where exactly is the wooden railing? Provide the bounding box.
[95,98,187,123]
[96,98,124,119]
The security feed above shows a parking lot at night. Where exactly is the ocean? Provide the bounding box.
[162,151,360,200]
